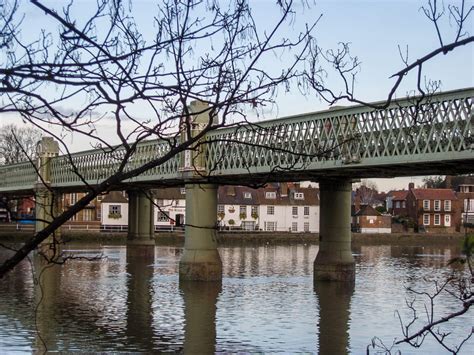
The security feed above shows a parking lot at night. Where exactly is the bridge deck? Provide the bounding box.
[0,88,472,194]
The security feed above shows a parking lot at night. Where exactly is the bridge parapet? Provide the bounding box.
[0,88,472,193]
[204,88,473,178]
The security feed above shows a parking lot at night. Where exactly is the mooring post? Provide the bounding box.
[314,179,355,282]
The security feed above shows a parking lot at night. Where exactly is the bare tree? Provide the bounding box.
[0,124,42,165]
[422,175,446,188]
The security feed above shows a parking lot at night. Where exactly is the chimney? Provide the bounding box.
[445,175,453,189]
[408,183,414,190]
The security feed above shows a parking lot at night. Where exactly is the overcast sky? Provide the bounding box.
[1,0,472,192]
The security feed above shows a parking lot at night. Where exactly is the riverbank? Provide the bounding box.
[0,230,468,247]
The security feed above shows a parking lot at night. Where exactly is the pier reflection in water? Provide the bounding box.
[0,243,472,353]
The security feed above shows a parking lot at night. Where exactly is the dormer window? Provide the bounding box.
[265,191,276,199]
[180,188,186,195]
[294,192,304,200]
[244,192,252,199]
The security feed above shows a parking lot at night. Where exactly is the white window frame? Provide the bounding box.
[239,205,246,214]
[265,191,276,199]
[434,200,441,211]
[291,222,298,232]
[304,222,310,232]
[267,205,275,215]
[444,200,451,212]
[423,200,430,211]
[395,201,400,208]
[294,192,304,200]
[304,206,310,216]
[434,214,441,226]
[244,192,252,199]
[217,205,225,214]
[292,206,298,216]
[423,214,430,225]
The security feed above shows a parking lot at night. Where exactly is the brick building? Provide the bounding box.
[406,187,459,233]
[353,205,391,233]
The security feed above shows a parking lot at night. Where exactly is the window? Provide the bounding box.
[157,211,169,222]
[460,186,469,193]
[240,205,246,214]
[109,205,121,216]
[244,192,252,199]
[434,214,441,225]
[96,207,101,221]
[304,206,310,216]
[402,201,406,208]
[83,209,92,221]
[70,193,77,205]
[423,200,430,211]
[294,192,304,200]
[241,221,255,231]
[267,205,275,215]
[423,214,430,225]
[304,222,310,232]
[217,205,225,214]
[434,200,440,211]
[265,191,276,199]
[97,194,103,201]
[180,188,186,195]
[395,201,400,208]
[444,200,451,211]
[464,199,474,212]
[292,206,298,216]
[251,205,258,215]
[291,222,298,232]
[265,221,277,231]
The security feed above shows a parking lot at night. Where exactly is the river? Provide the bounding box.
[0,242,472,354]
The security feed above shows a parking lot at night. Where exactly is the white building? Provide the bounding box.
[100,191,129,227]
[100,184,320,233]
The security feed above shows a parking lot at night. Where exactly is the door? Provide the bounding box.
[444,214,451,227]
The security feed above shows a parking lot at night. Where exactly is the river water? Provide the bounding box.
[0,242,472,354]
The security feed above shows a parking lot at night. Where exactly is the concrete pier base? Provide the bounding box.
[127,190,155,246]
[314,179,355,282]
[179,184,222,281]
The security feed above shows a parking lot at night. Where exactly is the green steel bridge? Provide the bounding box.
[1,88,472,195]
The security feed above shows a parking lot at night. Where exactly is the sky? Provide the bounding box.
[1,0,473,192]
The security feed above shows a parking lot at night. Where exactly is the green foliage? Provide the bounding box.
[228,219,235,225]
[375,206,386,213]
[239,212,247,220]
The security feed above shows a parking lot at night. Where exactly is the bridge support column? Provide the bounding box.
[314,179,355,282]
[127,190,155,246]
[35,137,60,245]
[179,184,222,281]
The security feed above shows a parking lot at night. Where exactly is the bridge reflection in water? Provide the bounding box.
[0,244,471,353]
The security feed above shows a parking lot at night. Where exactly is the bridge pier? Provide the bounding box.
[127,190,155,246]
[35,137,61,245]
[314,179,355,282]
[179,184,222,281]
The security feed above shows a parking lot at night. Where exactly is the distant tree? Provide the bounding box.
[355,180,379,206]
[0,124,42,165]
[423,175,445,188]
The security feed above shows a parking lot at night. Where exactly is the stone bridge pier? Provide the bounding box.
[179,184,222,281]
[314,179,355,282]
[127,190,155,246]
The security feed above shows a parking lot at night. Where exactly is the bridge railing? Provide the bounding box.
[204,88,473,175]
[49,138,181,188]
[0,161,38,193]
[0,88,472,193]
